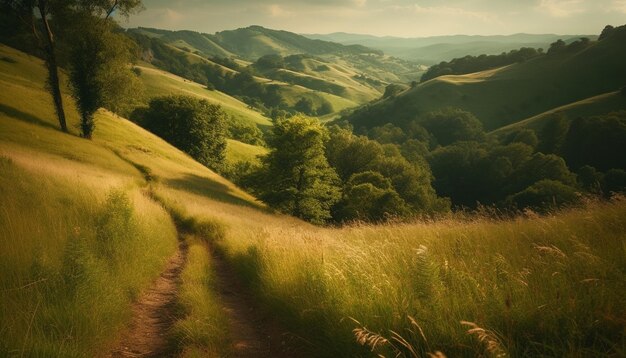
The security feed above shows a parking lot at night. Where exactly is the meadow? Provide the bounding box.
[1,43,624,357]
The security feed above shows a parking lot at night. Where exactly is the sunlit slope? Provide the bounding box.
[493,90,626,135]
[345,35,626,131]
[137,64,272,128]
[0,44,260,207]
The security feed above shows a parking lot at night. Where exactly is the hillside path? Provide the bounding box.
[108,239,188,358]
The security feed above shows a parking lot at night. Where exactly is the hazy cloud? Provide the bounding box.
[124,0,625,37]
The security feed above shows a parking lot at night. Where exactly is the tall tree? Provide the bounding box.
[249,117,341,224]
[64,0,142,138]
[2,0,68,132]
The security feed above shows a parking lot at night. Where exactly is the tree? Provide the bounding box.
[539,113,569,153]
[506,180,580,212]
[420,108,485,146]
[66,1,143,138]
[335,171,410,222]
[249,116,341,224]
[295,97,315,116]
[138,96,227,169]
[2,0,68,132]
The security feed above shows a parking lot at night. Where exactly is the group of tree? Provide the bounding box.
[1,0,144,138]
[421,47,544,82]
[132,95,227,170]
[240,117,448,224]
[349,108,626,213]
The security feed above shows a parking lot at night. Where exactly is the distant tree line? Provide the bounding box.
[421,47,544,82]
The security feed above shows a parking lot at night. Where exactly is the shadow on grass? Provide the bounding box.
[0,103,59,131]
[165,173,264,210]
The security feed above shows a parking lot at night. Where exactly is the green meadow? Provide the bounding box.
[1,40,624,357]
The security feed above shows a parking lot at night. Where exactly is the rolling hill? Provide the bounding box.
[306,32,598,64]
[133,26,382,60]
[128,26,425,111]
[1,41,624,357]
[342,26,626,131]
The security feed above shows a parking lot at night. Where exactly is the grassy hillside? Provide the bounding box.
[1,42,624,357]
[343,32,626,131]
[137,64,272,128]
[494,90,626,135]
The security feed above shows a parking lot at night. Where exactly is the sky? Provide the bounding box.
[123,0,626,37]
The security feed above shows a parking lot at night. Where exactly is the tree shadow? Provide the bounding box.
[0,103,59,131]
[165,173,264,210]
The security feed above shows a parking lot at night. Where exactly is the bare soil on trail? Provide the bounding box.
[106,235,306,357]
[108,240,188,358]
[210,249,308,358]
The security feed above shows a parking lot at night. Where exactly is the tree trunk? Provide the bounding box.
[37,0,68,133]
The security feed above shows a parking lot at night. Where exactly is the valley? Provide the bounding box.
[0,2,625,357]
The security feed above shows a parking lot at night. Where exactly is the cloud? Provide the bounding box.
[612,0,626,13]
[267,4,292,17]
[537,0,586,17]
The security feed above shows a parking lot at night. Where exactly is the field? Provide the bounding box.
[1,43,625,357]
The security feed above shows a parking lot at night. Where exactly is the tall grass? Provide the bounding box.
[163,179,626,357]
[171,234,230,357]
[0,160,177,356]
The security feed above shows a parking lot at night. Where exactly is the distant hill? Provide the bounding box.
[341,25,626,132]
[131,26,382,61]
[305,32,598,64]
[126,26,427,119]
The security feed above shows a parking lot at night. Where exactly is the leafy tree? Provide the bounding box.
[138,96,227,169]
[509,152,577,194]
[428,141,488,207]
[561,112,626,171]
[368,123,407,144]
[506,179,580,212]
[327,125,447,216]
[254,54,285,70]
[420,108,485,146]
[226,116,265,145]
[335,171,410,222]
[577,165,603,194]
[602,169,626,196]
[295,97,315,116]
[249,116,341,224]
[539,113,569,153]
[68,18,143,137]
[317,100,334,116]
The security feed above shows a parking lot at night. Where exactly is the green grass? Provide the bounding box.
[0,162,177,356]
[1,41,625,358]
[0,43,256,356]
[137,65,272,128]
[493,90,626,135]
[225,139,268,164]
[171,235,229,357]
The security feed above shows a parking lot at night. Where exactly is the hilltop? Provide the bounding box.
[342,26,626,131]
[306,32,598,64]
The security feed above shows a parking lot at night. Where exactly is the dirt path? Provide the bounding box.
[109,240,188,358]
[210,249,305,358]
